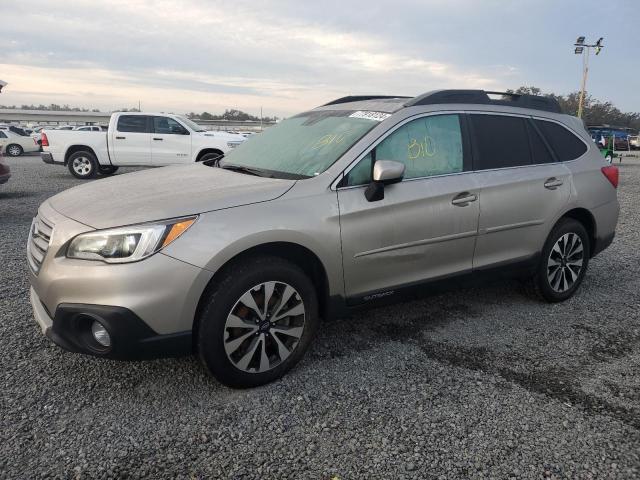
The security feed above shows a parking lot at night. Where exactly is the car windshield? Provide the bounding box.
[176,115,206,132]
[220,110,383,178]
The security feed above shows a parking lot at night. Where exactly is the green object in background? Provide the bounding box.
[598,136,618,164]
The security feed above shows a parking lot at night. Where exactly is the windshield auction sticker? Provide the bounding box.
[349,111,391,122]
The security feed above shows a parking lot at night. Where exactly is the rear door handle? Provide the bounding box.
[115,136,126,140]
[544,177,564,189]
[451,192,478,206]
[153,137,163,141]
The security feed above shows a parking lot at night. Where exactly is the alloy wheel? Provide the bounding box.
[7,145,21,156]
[547,232,584,293]
[223,281,306,373]
[72,157,92,176]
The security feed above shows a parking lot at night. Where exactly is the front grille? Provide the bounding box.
[27,214,54,274]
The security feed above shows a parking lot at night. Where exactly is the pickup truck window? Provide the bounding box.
[154,117,188,135]
[117,115,150,133]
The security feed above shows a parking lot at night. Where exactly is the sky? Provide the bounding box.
[0,0,638,118]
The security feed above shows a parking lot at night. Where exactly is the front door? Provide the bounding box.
[110,115,152,165]
[151,116,192,165]
[337,113,480,301]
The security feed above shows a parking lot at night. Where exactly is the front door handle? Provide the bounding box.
[451,192,478,206]
[153,137,163,141]
[115,136,126,140]
[544,177,564,189]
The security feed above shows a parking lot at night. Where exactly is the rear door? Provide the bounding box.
[337,113,480,301]
[469,113,572,269]
[110,115,152,165]
[151,116,192,165]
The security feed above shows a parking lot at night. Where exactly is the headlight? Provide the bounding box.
[67,216,197,263]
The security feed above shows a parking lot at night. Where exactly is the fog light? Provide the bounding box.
[91,320,111,347]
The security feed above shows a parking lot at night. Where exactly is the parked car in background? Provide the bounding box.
[74,125,107,132]
[40,112,246,179]
[0,155,10,185]
[0,125,30,136]
[629,136,639,150]
[54,125,75,131]
[0,130,40,156]
[28,90,619,387]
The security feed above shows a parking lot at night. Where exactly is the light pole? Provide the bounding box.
[574,36,604,119]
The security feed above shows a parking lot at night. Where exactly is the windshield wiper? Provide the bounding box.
[218,163,273,178]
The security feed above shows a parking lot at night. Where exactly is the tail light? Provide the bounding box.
[601,165,619,188]
[41,132,49,147]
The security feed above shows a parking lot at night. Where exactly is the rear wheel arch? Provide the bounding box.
[64,145,100,166]
[193,242,331,346]
[557,208,596,257]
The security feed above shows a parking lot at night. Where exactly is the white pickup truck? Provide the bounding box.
[40,112,245,179]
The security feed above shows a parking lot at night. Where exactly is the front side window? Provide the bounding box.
[117,115,149,133]
[154,117,187,135]
[344,114,464,186]
[221,110,382,178]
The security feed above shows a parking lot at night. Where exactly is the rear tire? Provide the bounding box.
[6,144,23,157]
[98,165,119,175]
[529,218,590,303]
[67,151,98,179]
[197,256,319,388]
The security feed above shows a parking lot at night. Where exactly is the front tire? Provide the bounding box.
[67,151,98,179]
[198,256,319,388]
[198,151,224,165]
[530,218,590,302]
[6,144,23,157]
[98,165,119,175]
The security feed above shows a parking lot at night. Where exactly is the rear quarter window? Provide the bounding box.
[534,120,587,161]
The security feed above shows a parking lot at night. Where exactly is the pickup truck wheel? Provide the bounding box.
[198,151,223,165]
[6,144,23,157]
[198,256,319,388]
[68,151,98,179]
[98,165,119,175]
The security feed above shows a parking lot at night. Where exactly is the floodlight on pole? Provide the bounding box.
[573,36,604,118]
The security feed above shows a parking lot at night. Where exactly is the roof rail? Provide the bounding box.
[323,95,410,106]
[405,89,562,114]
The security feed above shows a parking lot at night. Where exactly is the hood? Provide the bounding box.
[199,131,246,141]
[49,163,295,229]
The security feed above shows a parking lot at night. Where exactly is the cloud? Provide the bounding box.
[4,0,634,114]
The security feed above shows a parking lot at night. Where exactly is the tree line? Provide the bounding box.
[186,109,278,123]
[506,86,640,131]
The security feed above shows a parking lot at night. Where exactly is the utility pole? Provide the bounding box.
[260,106,263,131]
[574,36,604,118]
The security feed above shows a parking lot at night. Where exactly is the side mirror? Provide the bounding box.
[365,160,405,202]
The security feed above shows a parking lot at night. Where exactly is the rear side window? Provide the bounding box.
[526,121,555,164]
[0,131,6,138]
[534,120,587,161]
[469,114,531,169]
[117,115,150,133]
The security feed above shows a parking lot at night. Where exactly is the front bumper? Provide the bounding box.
[30,288,192,359]
[28,201,213,359]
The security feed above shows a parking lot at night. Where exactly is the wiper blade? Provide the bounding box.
[219,163,272,177]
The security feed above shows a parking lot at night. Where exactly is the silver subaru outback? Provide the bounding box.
[28,90,619,388]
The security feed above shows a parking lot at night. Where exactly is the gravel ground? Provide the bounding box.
[1,154,639,479]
